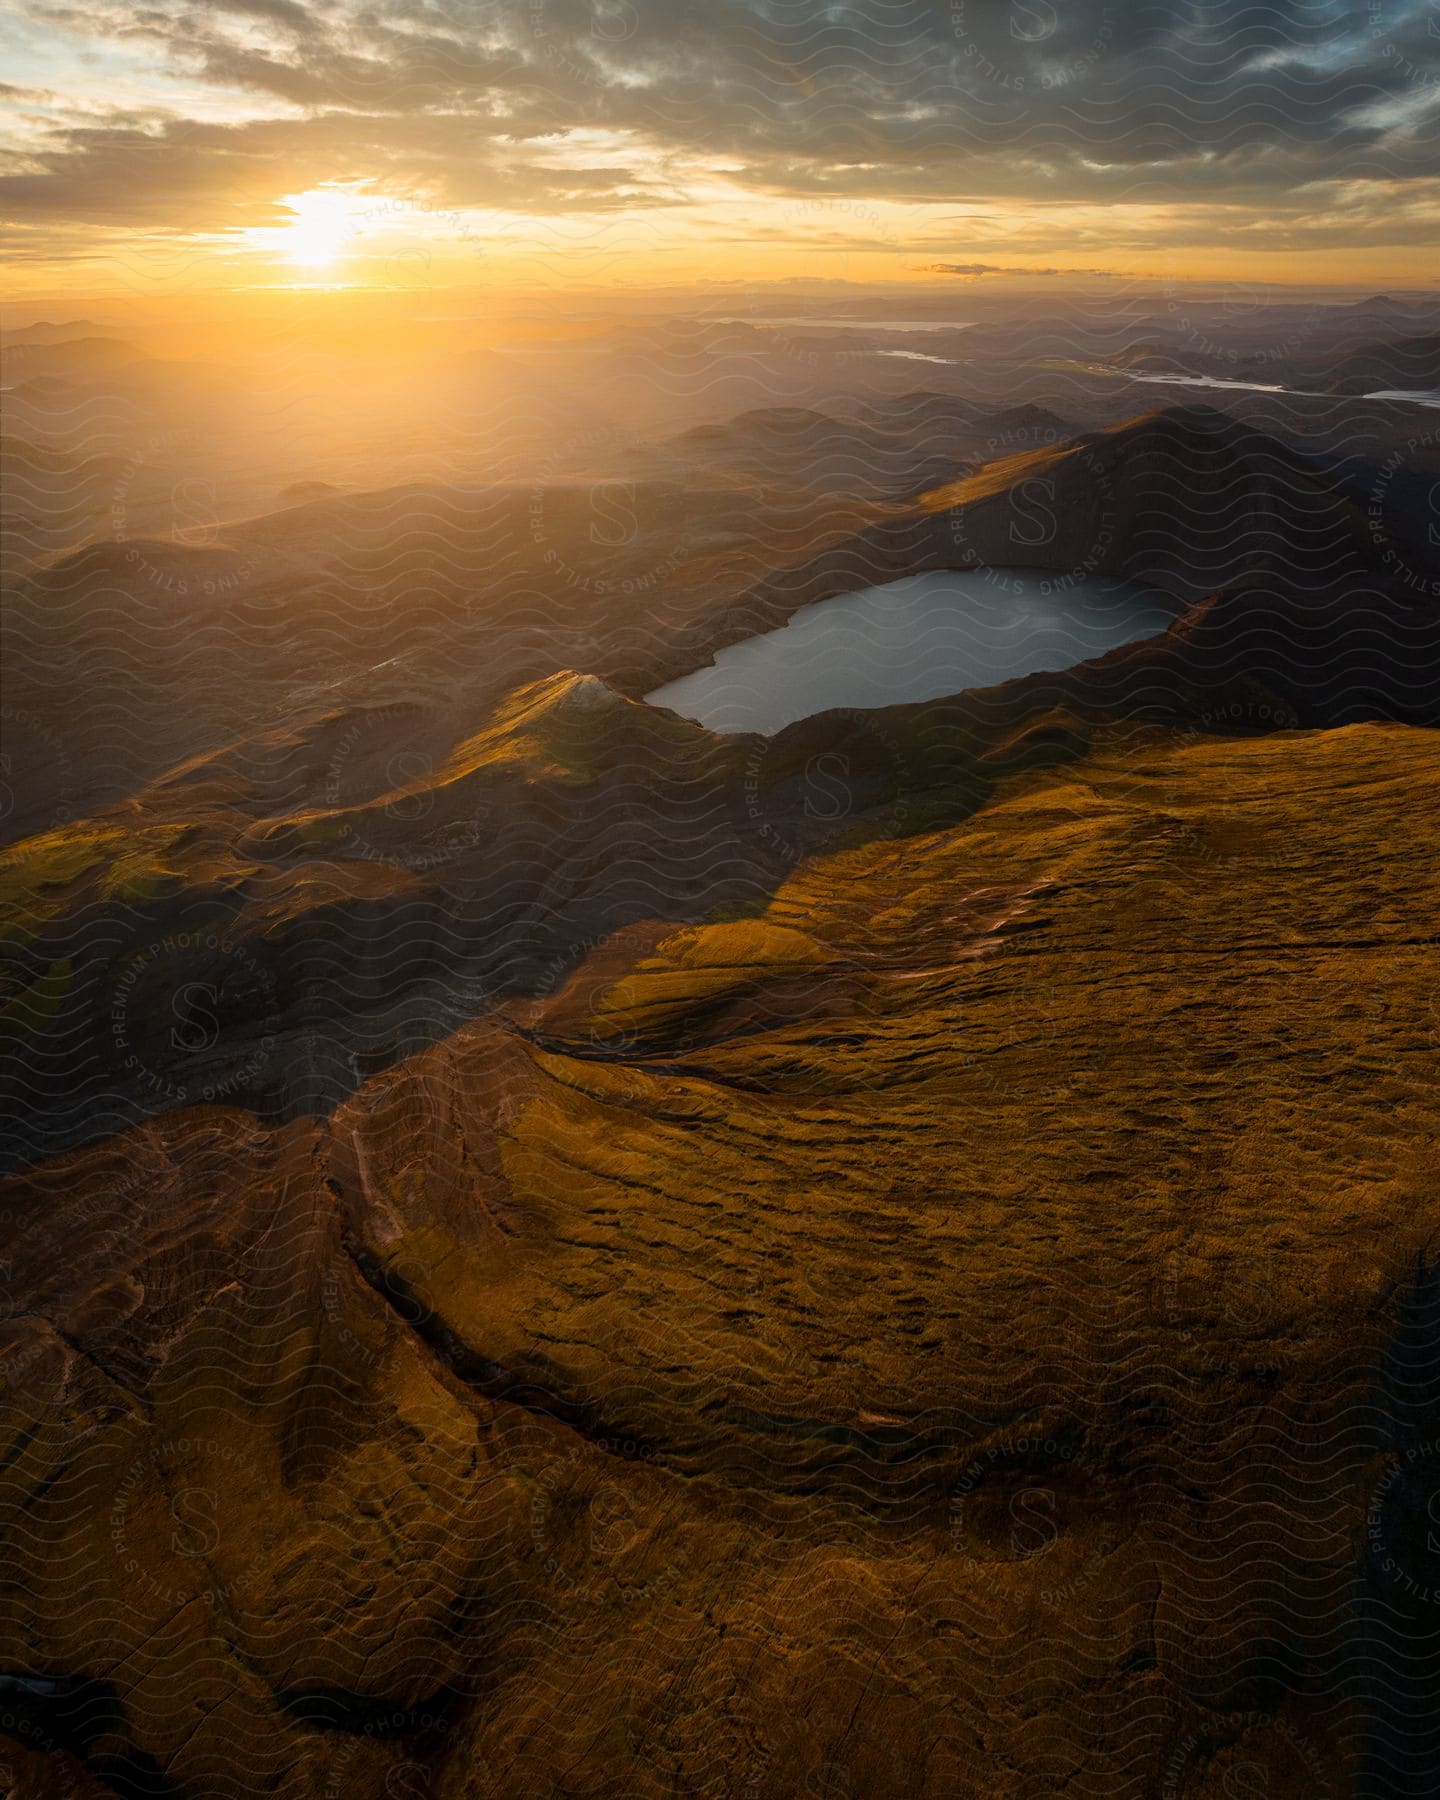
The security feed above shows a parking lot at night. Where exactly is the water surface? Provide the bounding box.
[1364,388,1440,409]
[1122,370,1289,395]
[647,568,1176,734]
[1079,362,1440,408]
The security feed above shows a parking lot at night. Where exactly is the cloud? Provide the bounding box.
[2,0,1437,262]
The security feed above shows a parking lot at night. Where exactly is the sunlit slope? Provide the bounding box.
[2,721,1436,1797]
[363,723,1440,1479]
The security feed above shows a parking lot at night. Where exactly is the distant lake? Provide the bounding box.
[1365,388,1440,409]
[646,569,1175,734]
[1123,370,1289,395]
[1085,364,1440,409]
[1124,373,1440,409]
[1065,359,1308,399]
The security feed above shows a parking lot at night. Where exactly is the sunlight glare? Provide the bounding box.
[279,187,371,268]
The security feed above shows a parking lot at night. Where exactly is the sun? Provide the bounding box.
[277,187,371,269]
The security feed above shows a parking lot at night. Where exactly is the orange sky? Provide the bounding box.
[1,1,1436,298]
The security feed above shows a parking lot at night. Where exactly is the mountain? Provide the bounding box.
[6,482,1438,1169]
[1301,330,1440,396]
[1076,316,1440,400]
[634,395,1078,499]
[1346,292,1436,321]
[0,478,874,835]
[656,405,1432,709]
[0,336,141,381]
[0,671,777,1166]
[849,392,1075,450]
[1,696,1436,1795]
[2,388,1438,1793]
[6,402,1434,851]
[918,404,1390,597]
[0,437,129,579]
[632,403,975,498]
[0,318,112,344]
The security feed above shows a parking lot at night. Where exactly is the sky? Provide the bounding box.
[1,0,1437,294]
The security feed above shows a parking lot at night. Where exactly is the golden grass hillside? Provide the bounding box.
[1,720,1435,1796]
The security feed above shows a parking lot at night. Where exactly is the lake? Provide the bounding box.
[1123,370,1289,395]
[646,569,1176,735]
[1364,389,1440,409]
[1086,364,1440,410]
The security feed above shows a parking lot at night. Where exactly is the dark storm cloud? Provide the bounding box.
[2,0,1437,234]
